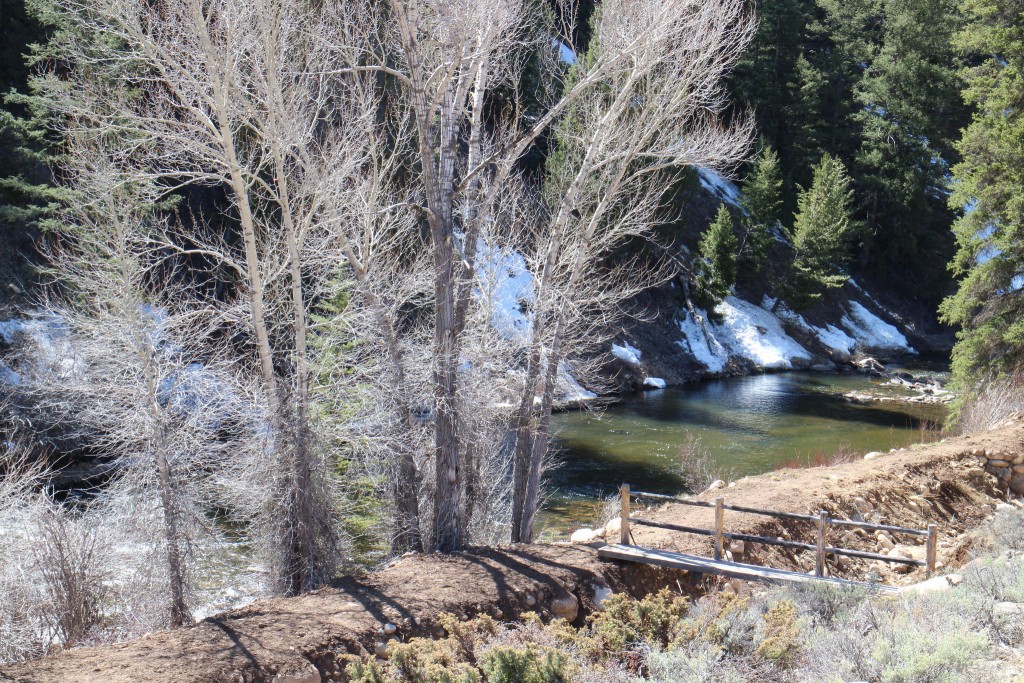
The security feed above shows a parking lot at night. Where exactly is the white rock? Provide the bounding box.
[705,480,726,492]
[570,528,599,544]
[382,622,398,635]
[605,517,622,538]
[864,451,883,460]
[900,575,956,596]
[593,585,614,610]
[995,602,1024,617]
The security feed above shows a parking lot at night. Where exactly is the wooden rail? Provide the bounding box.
[617,484,938,578]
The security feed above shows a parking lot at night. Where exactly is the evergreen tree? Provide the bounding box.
[772,154,857,311]
[696,204,739,314]
[940,0,1024,389]
[739,145,783,276]
[852,0,965,287]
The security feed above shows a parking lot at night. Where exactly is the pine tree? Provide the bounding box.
[852,0,965,289]
[772,154,857,311]
[739,145,783,277]
[696,204,739,314]
[939,0,1024,391]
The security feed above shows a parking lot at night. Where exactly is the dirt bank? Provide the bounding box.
[626,413,1024,583]
[3,415,1022,683]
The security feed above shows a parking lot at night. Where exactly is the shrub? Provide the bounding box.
[755,600,800,667]
[678,432,731,494]
[481,645,571,683]
[954,373,1024,435]
[589,589,689,654]
[646,640,749,683]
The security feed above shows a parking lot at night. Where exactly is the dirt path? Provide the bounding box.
[627,413,1024,580]
[3,414,1022,683]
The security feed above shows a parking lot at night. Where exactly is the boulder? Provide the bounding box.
[570,528,599,544]
[899,576,954,595]
[605,517,622,538]
[705,480,726,492]
[550,591,579,622]
[593,584,614,610]
[852,497,874,514]
[1010,475,1024,496]
[273,666,321,683]
[994,602,1024,617]
[864,451,884,460]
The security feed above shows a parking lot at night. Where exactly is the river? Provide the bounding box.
[538,367,948,537]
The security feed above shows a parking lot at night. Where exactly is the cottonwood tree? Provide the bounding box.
[35,0,756,563]
[341,0,756,546]
[30,0,395,590]
[18,150,251,627]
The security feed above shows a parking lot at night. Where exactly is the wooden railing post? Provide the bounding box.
[714,497,725,561]
[620,484,631,545]
[926,523,938,577]
[815,511,828,577]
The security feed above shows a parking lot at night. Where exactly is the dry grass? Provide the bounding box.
[775,444,859,471]
[956,374,1024,435]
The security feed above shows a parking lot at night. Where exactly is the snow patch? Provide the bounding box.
[767,298,857,356]
[841,301,915,353]
[698,169,743,208]
[643,377,666,389]
[677,296,811,373]
[475,241,534,341]
[556,362,597,402]
[677,311,728,373]
[611,342,642,366]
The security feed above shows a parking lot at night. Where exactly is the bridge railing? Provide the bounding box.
[618,484,938,577]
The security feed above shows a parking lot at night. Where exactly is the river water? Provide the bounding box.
[538,368,947,537]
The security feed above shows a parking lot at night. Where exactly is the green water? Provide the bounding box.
[540,370,947,537]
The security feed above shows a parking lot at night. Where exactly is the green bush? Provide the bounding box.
[481,645,572,683]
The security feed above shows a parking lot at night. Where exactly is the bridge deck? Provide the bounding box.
[598,544,899,594]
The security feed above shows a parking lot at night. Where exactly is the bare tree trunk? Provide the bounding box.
[154,443,190,628]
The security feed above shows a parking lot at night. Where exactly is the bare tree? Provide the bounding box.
[340,0,755,545]
[32,0,387,590]
[33,0,756,567]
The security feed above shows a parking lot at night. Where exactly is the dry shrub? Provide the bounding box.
[775,444,858,470]
[678,432,732,493]
[955,373,1024,435]
[32,510,106,648]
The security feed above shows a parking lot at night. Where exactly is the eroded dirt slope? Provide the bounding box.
[3,414,1022,683]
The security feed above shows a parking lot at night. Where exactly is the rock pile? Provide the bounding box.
[967,446,1024,495]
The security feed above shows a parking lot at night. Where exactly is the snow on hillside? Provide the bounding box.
[768,298,858,356]
[677,296,812,373]
[475,240,534,341]
[611,342,642,366]
[841,301,915,353]
[698,169,744,208]
[675,288,918,376]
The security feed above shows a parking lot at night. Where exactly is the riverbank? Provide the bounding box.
[3,413,1021,682]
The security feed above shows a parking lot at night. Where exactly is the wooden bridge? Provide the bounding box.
[597,485,939,594]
